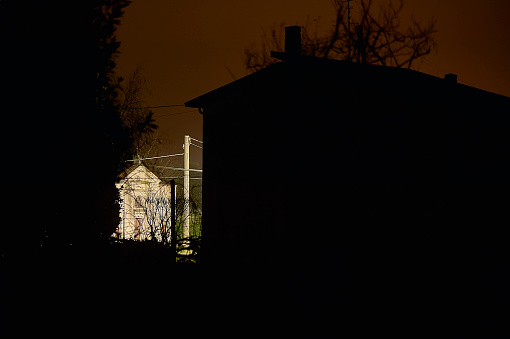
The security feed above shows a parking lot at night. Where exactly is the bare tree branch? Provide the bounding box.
[244,0,437,71]
[116,68,160,156]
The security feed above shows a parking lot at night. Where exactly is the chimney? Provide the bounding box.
[444,73,457,84]
[284,26,301,58]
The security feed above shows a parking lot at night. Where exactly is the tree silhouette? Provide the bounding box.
[117,68,160,156]
[0,0,134,252]
[244,0,437,72]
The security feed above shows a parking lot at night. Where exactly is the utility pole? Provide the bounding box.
[183,135,190,249]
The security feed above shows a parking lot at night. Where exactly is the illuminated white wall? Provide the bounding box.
[114,165,173,242]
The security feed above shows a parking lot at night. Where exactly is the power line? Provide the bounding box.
[190,137,203,144]
[160,177,203,180]
[129,105,185,109]
[153,165,203,173]
[191,143,203,149]
[126,153,184,162]
[153,109,199,118]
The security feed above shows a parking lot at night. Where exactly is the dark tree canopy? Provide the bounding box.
[117,68,160,157]
[245,0,437,72]
[0,0,137,251]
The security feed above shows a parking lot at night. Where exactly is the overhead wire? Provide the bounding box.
[126,153,184,162]
[190,137,203,143]
[153,109,200,118]
[160,177,203,180]
[128,104,185,109]
[153,165,203,173]
[125,135,204,173]
[125,104,199,118]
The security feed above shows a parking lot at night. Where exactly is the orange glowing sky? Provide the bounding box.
[115,0,510,165]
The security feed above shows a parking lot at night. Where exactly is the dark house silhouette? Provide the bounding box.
[186,27,510,265]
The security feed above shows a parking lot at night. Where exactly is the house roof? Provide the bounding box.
[185,57,510,111]
[117,163,160,182]
[118,164,140,180]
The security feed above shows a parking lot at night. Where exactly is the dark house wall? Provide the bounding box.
[188,59,510,265]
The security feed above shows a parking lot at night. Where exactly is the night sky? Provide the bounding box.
[115,0,510,165]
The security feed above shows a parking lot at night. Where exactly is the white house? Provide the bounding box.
[114,163,173,242]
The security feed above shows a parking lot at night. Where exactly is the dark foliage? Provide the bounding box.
[117,68,160,156]
[0,0,133,256]
[0,238,202,335]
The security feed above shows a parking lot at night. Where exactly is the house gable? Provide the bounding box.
[114,164,172,242]
[118,164,160,183]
